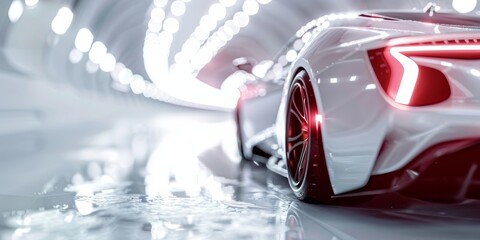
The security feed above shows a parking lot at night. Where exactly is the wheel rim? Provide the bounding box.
[286,81,310,188]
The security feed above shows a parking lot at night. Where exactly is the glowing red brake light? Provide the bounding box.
[366,43,480,106]
[388,46,419,104]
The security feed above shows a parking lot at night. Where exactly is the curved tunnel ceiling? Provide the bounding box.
[0,0,473,108]
[75,0,462,87]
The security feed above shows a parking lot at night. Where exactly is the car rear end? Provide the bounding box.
[362,13,480,200]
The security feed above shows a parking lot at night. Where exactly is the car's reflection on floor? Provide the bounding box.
[0,110,479,239]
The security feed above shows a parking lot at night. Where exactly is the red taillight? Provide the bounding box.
[366,43,480,106]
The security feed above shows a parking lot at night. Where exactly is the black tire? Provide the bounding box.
[235,99,248,160]
[285,70,334,203]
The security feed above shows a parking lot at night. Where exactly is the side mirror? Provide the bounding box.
[232,57,257,73]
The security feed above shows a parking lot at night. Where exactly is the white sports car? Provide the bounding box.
[236,10,480,203]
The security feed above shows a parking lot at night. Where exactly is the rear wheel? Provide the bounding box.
[285,70,333,202]
[235,99,247,160]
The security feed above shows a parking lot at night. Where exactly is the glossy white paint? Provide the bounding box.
[276,13,480,194]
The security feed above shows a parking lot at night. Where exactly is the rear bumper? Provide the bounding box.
[337,139,480,201]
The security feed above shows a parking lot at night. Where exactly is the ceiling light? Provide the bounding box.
[163,18,179,33]
[99,53,116,72]
[293,39,303,51]
[174,52,187,63]
[8,0,23,23]
[157,32,173,45]
[193,28,209,41]
[118,68,133,85]
[200,15,217,32]
[286,50,297,62]
[148,19,163,32]
[216,30,229,41]
[89,41,107,64]
[242,0,259,15]
[171,1,186,16]
[111,63,125,81]
[150,7,166,21]
[452,0,477,13]
[154,0,168,7]
[220,26,233,37]
[278,55,287,66]
[25,0,39,7]
[131,75,146,94]
[302,32,312,43]
[209,36,222,49]
[86,60,99,73]
[233,12,249,27]
[69,48,83,64]
[225,20,239,34]
[75,28,94,53]
[209,3,226,20]
[51,7,74,35]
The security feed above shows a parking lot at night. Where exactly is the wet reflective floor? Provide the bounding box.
[1,109,480,240]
